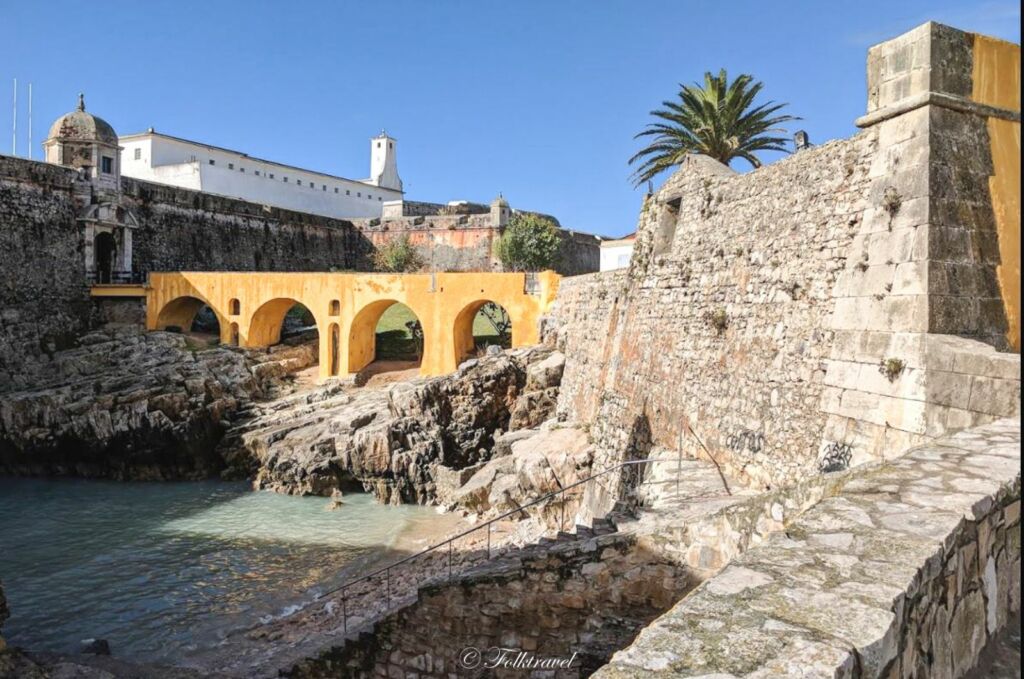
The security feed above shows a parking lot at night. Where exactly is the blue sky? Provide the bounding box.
[2,1,1020,237]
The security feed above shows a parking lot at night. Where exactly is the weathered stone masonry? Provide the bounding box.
[0,154,371,388]
[355,198,601,276]
[120,175,371,273]
[544,23,1020,501]
[0,157,92,386]
[598,418,1022,678]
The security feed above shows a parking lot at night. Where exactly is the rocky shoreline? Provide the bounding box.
[0,326,314,481]
[0,327,589,677]
[228,347,569,504]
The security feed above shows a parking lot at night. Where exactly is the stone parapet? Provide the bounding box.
[597,417,1021,678]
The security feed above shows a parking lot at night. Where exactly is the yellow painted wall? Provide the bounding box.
[146,271,560,381]
[972,34,1021,351]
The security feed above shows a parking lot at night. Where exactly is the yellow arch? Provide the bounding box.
[154,294,228,340]
[452,299,516,367]
[248,297,314,348]
[346,299,426,374]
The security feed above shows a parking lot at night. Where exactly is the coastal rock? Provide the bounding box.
[81,639,111,656]
[0,327,305,480]
[232,347,561,503]
[450,424,593,519]
[508,352,565,430]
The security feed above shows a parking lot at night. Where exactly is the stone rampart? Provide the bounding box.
[0,155,374,388]
[353,212,599,275]
[0,156,91,387]
[119,175,371,272]
[545,23,1021,498]
[597,417,1021,678]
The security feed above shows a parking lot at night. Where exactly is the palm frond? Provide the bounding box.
[629,68,799,187]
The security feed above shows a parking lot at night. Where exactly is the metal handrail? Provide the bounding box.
[321,455,702,633]
[89,270,148,285]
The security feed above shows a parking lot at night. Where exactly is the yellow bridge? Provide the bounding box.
[138,271,560,381]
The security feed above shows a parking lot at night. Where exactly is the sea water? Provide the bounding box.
[0,477,441,665]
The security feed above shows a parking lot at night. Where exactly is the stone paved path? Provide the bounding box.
[597,418,1021,678]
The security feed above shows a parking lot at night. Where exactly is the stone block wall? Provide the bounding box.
[0,156,92,387]
[120,176,371,273]
[549,136,881,490]
[597,418,1021,678]
[353,212,600,275]
[287,534,692,678]
[0,155,375,388]
[545,22,1020,501]
[541,270,628,423]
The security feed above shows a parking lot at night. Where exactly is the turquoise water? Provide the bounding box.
[0,478,441,665]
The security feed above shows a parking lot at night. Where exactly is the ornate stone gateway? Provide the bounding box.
[145,271,560,379]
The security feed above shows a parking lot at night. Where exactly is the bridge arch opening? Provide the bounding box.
[453,300,513,366]
[155,295,224,338]
[348,300,424,377]
[248,298,319,348]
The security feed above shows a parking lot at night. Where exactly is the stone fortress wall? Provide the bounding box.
[544,23,1021,501]
[0,154,371,386]
[353,198,601,276]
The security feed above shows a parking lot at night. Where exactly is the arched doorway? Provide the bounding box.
[452,300,513,366]
[94,232,116,283]
[348,300,424,382]
[154,295,223,348]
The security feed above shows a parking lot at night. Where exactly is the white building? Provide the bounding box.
[600,233,635,271]
[119,129,403,219]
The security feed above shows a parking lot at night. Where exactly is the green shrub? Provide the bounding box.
[494,213,561,272]
[373,234,423,273]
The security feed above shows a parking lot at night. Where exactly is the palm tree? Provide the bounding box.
[629,69,798,187]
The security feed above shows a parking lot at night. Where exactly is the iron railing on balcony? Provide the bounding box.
[89,270,147,285]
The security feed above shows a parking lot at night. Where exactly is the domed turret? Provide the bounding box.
[43,93,121,188]
[47,94,118,146]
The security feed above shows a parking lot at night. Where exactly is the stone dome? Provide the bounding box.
[47,94,117,146]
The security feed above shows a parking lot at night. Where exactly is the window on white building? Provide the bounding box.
[334,187,338,194]
[283,177,288,182]
[346,190,350,195]
[209,159,215,165]
[133,148,141,160]
[239,167,245,173]
[228,163,234,169]
[297,180,302,186]
[322,184,326,191]
[269,173,274,179]
[254,170,259,176]
[368,194,372,200]
[357,192,361,197]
